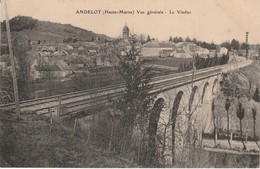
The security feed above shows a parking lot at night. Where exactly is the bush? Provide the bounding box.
[178,54,229,72]
[2,15,38,31]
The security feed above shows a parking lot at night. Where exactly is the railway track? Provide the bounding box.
[0,60,251,117]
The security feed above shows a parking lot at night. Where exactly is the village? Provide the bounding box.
[0,24,230,81]
[1,23,259,100]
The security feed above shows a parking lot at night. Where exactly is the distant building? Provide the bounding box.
[34,65,63,79]
[141,40,175,57]
[141,40,161,57]
[173,48,192,58]
[196,47,210,56]
[237,49,247,57]
[219,47,228,56]
[175,42,210,57]
[122,24,129,39]
[141,48,161,57]
[161,49,174,57]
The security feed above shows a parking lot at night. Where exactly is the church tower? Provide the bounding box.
[122,23,129,39]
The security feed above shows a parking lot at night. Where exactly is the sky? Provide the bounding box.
[1,0,260,44]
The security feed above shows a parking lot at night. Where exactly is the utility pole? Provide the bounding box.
[4,0,21,118]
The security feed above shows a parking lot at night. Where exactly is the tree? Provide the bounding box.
[220,72,244,99]
[225,97,232,148]
[185,36,191,42]
[2,15,38,31]
[252,87,260,102]
[138,34,146,44]
[240,42,249,50]
[115,35,155,165]
[221,41,231,51]
[209,43,217,50]
[236,102,245,137]
[203,56,210,68]
[178,37,183,42]
[173,37,179,43]
[212,98,217,146]
[252,108,257,139]
[169,36,173,42]
[146,35,151,42]
[220,53,229,65]
[13,39,31,100]
[231,39,240,51]
[236,102,246,150]
[192,38,197,44]
[225,98,231,131]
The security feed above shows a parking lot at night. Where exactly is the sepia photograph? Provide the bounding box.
[0,0,259,167]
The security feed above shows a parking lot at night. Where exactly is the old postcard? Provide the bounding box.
[0,0,259,167]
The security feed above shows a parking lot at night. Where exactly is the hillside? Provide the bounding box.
[214,60,260,138]
[239,60,260,86]
[0,111,136,167]
[1,16,112,43]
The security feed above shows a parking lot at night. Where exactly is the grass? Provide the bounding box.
[0,111,136,167]
[239,60,260,85]
[190,148,259,168]
[145,57,193,67]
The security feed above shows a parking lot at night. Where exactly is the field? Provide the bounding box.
[145,57,193,68]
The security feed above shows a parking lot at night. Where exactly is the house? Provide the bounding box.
[85,46,99,55]
[175,42,209,57]
[66,44,73,50]
[65,57,85,70]
[209,50,217,57]
[30,57,72,80]
[84,59,95,67]
[41,45,56,53]
[34,65,63,79]
[173,48,192,58]
[161,49,174,57]
[78,46,86,55]
[159,42,175,57]
[117,38,132,49]
[56,60,73,77]
[176,42,196,49]
[141,48,161,57]
[115,38,142,56]
[196,47,210,56]
[30,58,40,80]
[143,40,160,48]
[82,42,100,54]
[52,51,64,56]
[141,40,175,57]
[62,50,69,56]
[219,47,228,56]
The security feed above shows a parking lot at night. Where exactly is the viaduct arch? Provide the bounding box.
[154,75,222,166]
